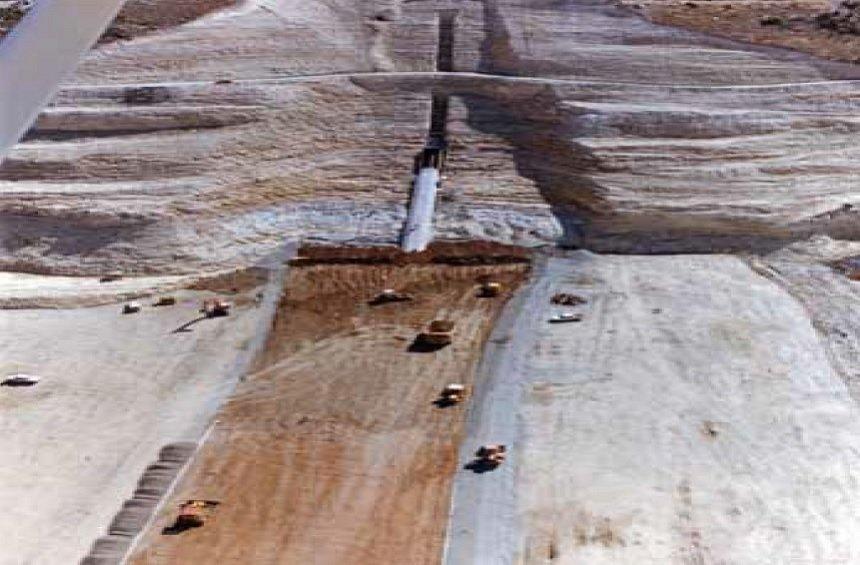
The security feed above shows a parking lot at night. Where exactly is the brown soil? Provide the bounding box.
[101,0,239,43]
[626,0,860,63]
[187,267,269,295]
[128,255,531,565]
[0,0,237,42]
[293,241,533,267]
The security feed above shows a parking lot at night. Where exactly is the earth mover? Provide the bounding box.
[173,500,219,529]
[478,281,502,297]
[416,319,454,347]
[438,383,467,405]
[477,444,507,467]
[201,298,231,318]
[369,289,414,305]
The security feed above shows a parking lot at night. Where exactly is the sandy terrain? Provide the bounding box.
[0,260,287,565]
[128,258,528,564]
[447,252,860,563]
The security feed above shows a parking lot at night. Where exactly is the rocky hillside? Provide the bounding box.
[3,0,860,276]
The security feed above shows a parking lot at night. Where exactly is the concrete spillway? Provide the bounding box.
[402,166,440,252]
[0,0,127,162]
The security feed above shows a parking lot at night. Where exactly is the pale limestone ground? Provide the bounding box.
[0,295,268,564]
[447,252,860,564]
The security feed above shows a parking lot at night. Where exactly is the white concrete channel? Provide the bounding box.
[401,166,440,252]
[0,0,128,162]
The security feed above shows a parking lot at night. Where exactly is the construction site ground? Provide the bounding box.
[624,0,860,63]
[446,252,860,563]
[128,257,529,564]
[0,274,279,564]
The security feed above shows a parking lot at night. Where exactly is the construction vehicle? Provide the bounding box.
[369,289,414,305]
[153,296,177,307]
[201,298,231,318]
[478,281,502,297]
[549,312,582,324]
[416,319,454,347]
[173,500,219,529]
[438,383,467,405]
[476,444,507,467]
[551,293,586,306]
[123,302,141,315]
[1,374,40,387]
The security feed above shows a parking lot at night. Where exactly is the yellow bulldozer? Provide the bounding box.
[172,499,220,530]
[416,319,454,347]
[438,383,467,405]
[478,281,502,297]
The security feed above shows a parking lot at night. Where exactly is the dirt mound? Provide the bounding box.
[291,242,532,267]
[815,0,860,34]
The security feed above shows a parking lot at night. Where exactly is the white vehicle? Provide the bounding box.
[2,373,41,387]
[548,312,583,324]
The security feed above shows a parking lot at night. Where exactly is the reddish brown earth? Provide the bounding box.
[128,255,530,565]
[0,0,238,41]
[627,0,860,62]
[101,0,239,43]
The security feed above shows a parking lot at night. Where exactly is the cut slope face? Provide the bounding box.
[5,1,860,273]
[128,258,529,564]
[446,253,860,563]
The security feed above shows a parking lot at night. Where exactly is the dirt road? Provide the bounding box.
[129,259,529,564]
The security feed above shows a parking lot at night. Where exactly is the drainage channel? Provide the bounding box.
[401,9,457,252]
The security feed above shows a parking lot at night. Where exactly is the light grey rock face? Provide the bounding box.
[3,0,860,273]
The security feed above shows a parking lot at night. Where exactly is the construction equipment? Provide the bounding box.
[201,298,231,318]
[416,319,454,347]
[476,444,507,467]
[549,313,582,324]
[153,296,177,307]
[369,289,414,305]
[438,383,467,405]
[173,500,219,529]
[478,281,502,297]
[551,293,586,306]
[123,302,141,315]
[1,374,40,387]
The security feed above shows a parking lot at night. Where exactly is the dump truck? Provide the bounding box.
[416,319,454,347]
[201,298,231,318]
[153,296,177,307]
[173,500,219,529]
[369,288,414,305]
[476,444,507,467]
[438,383,467,405]
[123,302,141,315]
[478,281,502,297]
